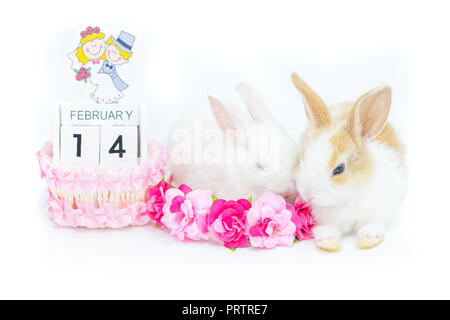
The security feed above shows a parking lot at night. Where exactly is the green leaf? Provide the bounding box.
[154,224,158,229]
[248,196,253,204]
[87,68,91,72]
[161,176,174,188]
[228,247,237,252]
[294,237,300,243]
[83,78,87,83]
[211,194,219,201]
[73,69,79,73]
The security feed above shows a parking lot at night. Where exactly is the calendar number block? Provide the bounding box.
[54,104,147,166]
[100,126,138,165]
[60,126,100,165]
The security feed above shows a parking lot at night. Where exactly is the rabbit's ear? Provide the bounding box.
[207,95,237,132]
[349,85,392,141]
[235,83,273,122]
[291,73,331,128]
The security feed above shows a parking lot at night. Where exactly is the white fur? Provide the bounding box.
[169,83,299,202]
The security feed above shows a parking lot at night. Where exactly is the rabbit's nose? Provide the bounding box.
[281,191,296,201]
[283,191,294,197]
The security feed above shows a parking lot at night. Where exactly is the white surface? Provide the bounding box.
[60,125,100,165]
[100,126,138,165]
[1,0,450,299]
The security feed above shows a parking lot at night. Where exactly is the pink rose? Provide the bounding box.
[80,31,87,38]
[145,180,172,227]
[84,72,91,79]
[75,73,83,81]
[79,67,86,74]
[94,26,100,34]
[86,26,93,35]
[208,199,251,249]
[288,197,315,241]
[247,193,296,249]
[161,187,212,241]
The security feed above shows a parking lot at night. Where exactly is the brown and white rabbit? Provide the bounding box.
[291,73,407,251]
[169,83,299,203]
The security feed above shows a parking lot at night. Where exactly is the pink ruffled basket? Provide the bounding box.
[37,140,169,228]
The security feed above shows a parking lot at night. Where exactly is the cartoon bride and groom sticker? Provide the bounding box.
[68,26,135,104]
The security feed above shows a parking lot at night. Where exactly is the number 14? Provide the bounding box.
[73,134,126,158]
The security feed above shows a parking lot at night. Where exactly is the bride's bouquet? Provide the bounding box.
[74,66,91,83]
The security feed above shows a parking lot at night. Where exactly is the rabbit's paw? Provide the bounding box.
[316,237,342,252]
[357,224,384,250]
[313,225,341,252]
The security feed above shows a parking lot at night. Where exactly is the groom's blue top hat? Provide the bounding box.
[110,31,135,54]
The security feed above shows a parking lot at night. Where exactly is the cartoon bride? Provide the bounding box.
[90,31,134,104]
[68,26,106,87]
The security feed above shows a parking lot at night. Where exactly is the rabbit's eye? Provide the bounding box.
[332,163,345,176]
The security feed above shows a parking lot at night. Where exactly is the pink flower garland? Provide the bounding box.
[144,180,315,250]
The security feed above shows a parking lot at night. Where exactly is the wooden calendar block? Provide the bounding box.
[100,126,138,165]
[60,126,100,165]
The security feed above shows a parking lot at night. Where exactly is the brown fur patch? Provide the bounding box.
[329,127,354,169]
[329,126,373,186]
[374,123,405,154]
[291,73,331,128]
[332,147,373,185]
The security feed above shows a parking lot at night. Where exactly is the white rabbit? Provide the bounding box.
[168,83,299,203]
[291,73,407,251]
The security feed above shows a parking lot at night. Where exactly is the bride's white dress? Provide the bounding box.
[89,61,123,104]
[85,59,103,86]
[90,72,123,104]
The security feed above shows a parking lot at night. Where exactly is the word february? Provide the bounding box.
[70,109,134,121]
[60,104,140,125]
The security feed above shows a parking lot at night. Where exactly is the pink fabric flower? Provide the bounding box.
[145,180,172,227]
[48,198,79,227]
[42,141,53,157]
[247,193,296,249]
[104,204,132,229]
[161,187,212,241]
[288,197,315,241]
[83,205,108,229]
[78,172,98,193]
[208,199,251,249]
[128,202,150,226]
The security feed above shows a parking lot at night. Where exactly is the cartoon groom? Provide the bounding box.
[91,31,135,103]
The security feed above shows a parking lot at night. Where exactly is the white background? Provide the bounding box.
[0,0,449,299]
